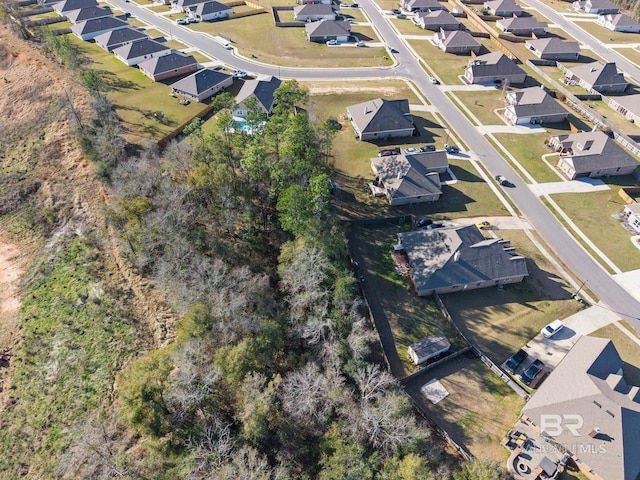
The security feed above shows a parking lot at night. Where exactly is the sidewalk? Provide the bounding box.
[528,178,611,195]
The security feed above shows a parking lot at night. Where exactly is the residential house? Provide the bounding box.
[525,37,580,60]
[138,52,198,81]
[463,51,527,84]
[293,4,336,21]
[170,68,233,102]
[346,98,415,140]
[433,29,481,54]
[397,225,528,296]
[193,1,233,21]
[566,61,628,94]
[70,16,129,41]
[607,93,640,123]
[414,10,461,31]
[52,0,98,14]
[597,13,640,32]
[483,0,523,17]
[504,87,569,125]
[623,203,640,234]
[573,0,619,14]
[401,0,447,12]
[408,333,450,365]
[233,76,282,118]
[496,15,548,36]
[173,0,205,13]
[550,130,639,179]
[305,20,350,42]
[65,6,112,24]
[370,151,447,205]
[519,337,640,480]
[113,38,172,66]
[94,27,148,51]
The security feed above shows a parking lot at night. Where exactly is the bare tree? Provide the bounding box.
[355,364,396,402]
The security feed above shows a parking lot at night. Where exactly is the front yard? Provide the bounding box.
[491,132,563,183]
[576,20,640,45]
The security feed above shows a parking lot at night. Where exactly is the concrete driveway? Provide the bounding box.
[445,216,532,230]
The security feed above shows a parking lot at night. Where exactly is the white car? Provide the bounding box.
[403,147,420,154]
[326,39,338,46]
[429,77,439,85]
[356,41,365,47]
[541,319,564,338]
[232,70,248,78]
[222,43,233,50]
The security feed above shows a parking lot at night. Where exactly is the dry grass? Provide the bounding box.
[577,20,640,44]
[449,89,507,125]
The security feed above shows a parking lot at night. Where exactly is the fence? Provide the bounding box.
[618,187,640,204]
[399,346,472,385]
[18,6,52,16]
[228,9,265,19]
[25,16,66,26]
[157,103,216,148]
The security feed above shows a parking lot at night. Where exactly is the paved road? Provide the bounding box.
[108,0,640,329]
[520,0,640,83]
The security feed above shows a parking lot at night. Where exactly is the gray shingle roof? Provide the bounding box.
[293,3,335,15]
[94,27,148,48]
[525,37,580,56]
[138,51,197,75]
[406,0,443,9]
[170,68,232,95]
[305,19,350,37]
[371,151,448,200]
[415,10,460,27]
[507,87,568,118]
[176,0,206,8]
[607,13,640,27]
[398,225,528,292]
[587,0,618,10]
[484,0,523,13]
[113,38,170,60]
[65,6,112,23]
[612,94,640,118]
[569,61,627,91]
[194,0,231,15]
[467,51,526,77]
[409,333,450,361]
[522,337,640,480]
[70,16,128,35]
[497,16,547,30]
[347,98,414,135]
[436,29,480,48]
[235,76,282,113]
[54,0,98,12]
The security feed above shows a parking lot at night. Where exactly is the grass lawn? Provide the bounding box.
[389,18,431,36]
[491,132,563,183]
[408,39,487,84]
[127,17,148,28]
[550,175,640,272]
[449,89,507,125]
[338,8,369,23]
[145,28,166,38]
[350,224,466,374]
[68,35,209,144]
[581,98,640,134]
[147,4,172,12]
[372,0,397,11]
[590,323,640,385]
[411,353,525,460]
[189,51,214,63]
[442,229,584,365]
[166,39,188,50]
[577,20,640,44]
[188,14,391,68]
[614,48,640,68]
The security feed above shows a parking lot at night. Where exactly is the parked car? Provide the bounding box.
[520,359,544,386]
[356,41,365,47]
[176,18,187,25]
[391,8,401,14]
[403,147,420,154]
[426,222,445,230]
[414,218,433,229]
[340,2,349,6]
[495,174,509,186]
[350,3,359,7]
[419,144,436,152]
[396,13,407,18]
[541,319,564,338]
[378,147,400,157]
[429,77,439,85]
[476,220,491,230]
[232,70,248,78]
[444,144,459,154]
[187,17,198,23]
[326,39,338,46]
[222,42,233,50]
[504,349,528,375]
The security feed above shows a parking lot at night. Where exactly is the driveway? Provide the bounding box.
[445,216,532,230]
[528,178,611,196]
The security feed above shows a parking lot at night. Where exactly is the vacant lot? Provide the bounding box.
[590,323,640,385]
[576,21,640,44]
[442,229,584,365]
[189,13,390,67]
[350,223,466,374]
[550,175,640,272]
[491,132,562,183]
[450,89,507,126]
[405,352,525,460]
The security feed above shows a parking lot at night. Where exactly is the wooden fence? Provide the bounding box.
[157,103,215,148]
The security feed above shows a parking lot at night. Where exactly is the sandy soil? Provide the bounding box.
[0,241,23,348]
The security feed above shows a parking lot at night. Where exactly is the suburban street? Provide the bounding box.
[108,0,640,329]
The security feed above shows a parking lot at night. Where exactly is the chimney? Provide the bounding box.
[588,427,600,438]
[454,251,461,262]
[364,106,370,114]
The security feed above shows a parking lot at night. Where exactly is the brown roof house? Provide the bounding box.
[414,10,461,30]
[370,151,448,206]
[170,68,233,102]
[233,76,282,119]
[566,61,628,94]
[347,98,415,141]
[597,13,640,32]
[401,0,447,12]
[496,15,548,36]
[293,4,336,21]
[573,0,619,14]
[550,130,639,179]
[397,225,528,296]
[433,29,481,54]
[519,336,640,480]
[483,0,524,16]
[608,93,640,123]
[305,20,350,42]
[525,37,580,60]
[70,16,129,41]
[504,87,569,125]
[464,51,527,85]
[138,51,198,81]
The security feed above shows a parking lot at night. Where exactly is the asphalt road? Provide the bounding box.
[108,0,640,329]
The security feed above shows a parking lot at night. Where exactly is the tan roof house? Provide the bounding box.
[496,15,548,35]
[347,98,415,140]
[505,87,569,125]
[401,0,447,12]
[566,61,628,94]
[597,13,640,32]
[525,37,580,61]
[607,94,640,123]
[464,51,527,85]
[433,29,481,53]
[483,0,523,16]
[413,10,461,31]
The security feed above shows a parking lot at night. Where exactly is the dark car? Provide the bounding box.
[350,3,359,7]
[504,349,528,375]
[378,147,401,157]
[445,144,459,154]
[426,222,444,230]
[520,359,544,386]
[391,8,401,13]
[414,218,433,229]
[419,144,436,152]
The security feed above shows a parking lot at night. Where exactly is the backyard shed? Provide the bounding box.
[408,333,451,365]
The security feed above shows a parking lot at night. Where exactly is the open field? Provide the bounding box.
[67,35,209,143]
[550,175,640,272]
[450,89,507,125]
[188,13,391,67]
[491,132,563,183]
[349,223,466,374]
[407,352,525,460]
[576,20,640,44]
[590,323,640,385]
[442,229,584,365]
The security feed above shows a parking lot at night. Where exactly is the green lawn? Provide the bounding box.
[581,98,640,134]
[166,39,188,50]
[127,17,148,28]
[490,132,564,183]
[338,8,370,23]
[147,4,172,12]
[449,90,507,126]
[67,35,209,144]
[550,176,640,272]
[590,323,640,386]
[189,51,213,63]
[188,13,391,68]
[389,18,431,35]
[443,229,584,365]
[577,20,640,44]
